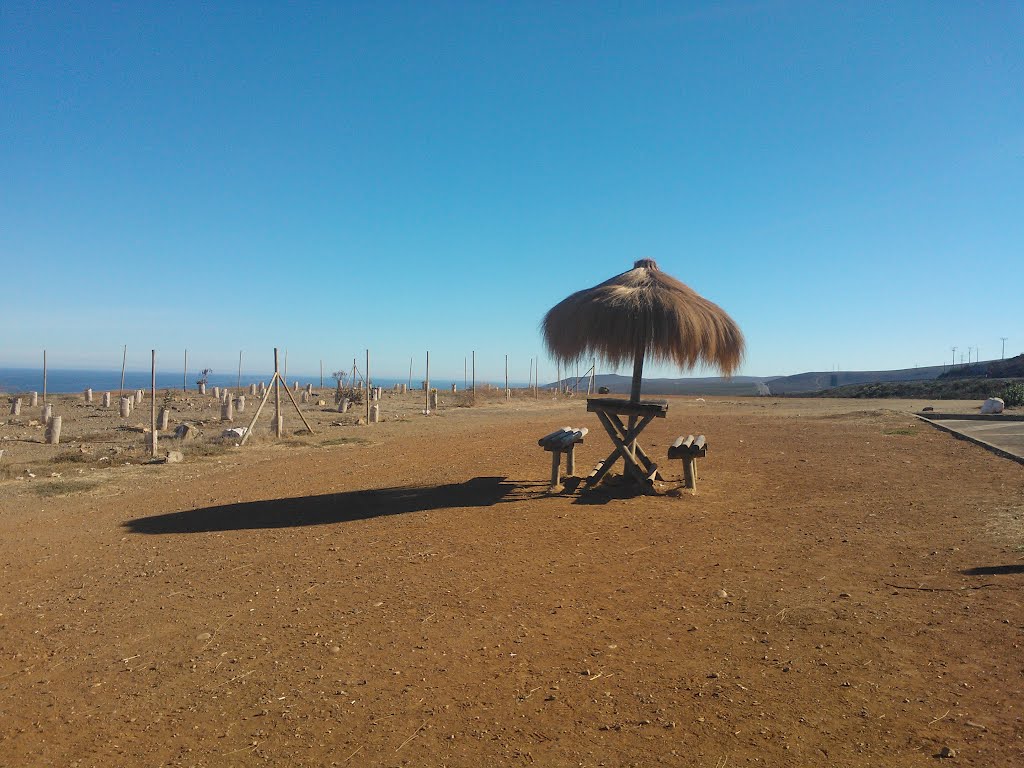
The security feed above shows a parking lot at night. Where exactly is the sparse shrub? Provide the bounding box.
[1003,382,1024,408]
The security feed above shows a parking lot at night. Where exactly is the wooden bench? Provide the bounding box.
[538,427,588,490]
[667,434,707,490]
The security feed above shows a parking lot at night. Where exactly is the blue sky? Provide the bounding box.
[2,2,1021,380]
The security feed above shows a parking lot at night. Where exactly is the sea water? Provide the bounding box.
[0,368,515,395]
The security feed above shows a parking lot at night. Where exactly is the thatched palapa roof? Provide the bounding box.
[542,259,745,379]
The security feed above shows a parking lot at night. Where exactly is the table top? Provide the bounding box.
[586,397,669,417]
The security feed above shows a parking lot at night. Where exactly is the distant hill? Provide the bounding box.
[938,354,1024,380]
[551,359,1017,397]
[808,377,1022,402]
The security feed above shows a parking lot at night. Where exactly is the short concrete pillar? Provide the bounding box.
[135,390,144,406]
[84,388,93,403]
[102,392,111,408]
[259,382,266,395]
[305,383,313,395]
[369,404,380,423]
[221,398,234,421]
[250,383,257,396]
[120,397,132,418]
[213,386,220,400]
[41,403,53,424]
[429,391,438,409]
[9,398,21,416]
[271,415,284,434]
[300,390,309,403]
[29,392,38,407]
[339,398,350,414]
[235,395,246,414]
[421,380,427,391]
[198,382,207,395]
[46,415,62,445]
[158,407,170,431]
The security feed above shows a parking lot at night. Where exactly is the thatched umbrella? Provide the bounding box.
[543,259,744,402]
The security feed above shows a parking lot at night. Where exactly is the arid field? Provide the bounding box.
[1,391,1022,767]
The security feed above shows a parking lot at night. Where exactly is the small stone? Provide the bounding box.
[708,672,719,679]
[330,646,341,654]
[165,451,184,464]
[196,632,211,641]
[938,746,956,759]
[838,592,851,599]
[716,589,729,599]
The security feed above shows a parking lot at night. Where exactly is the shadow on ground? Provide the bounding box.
[961,564,1024,576]
[125,476,536,534]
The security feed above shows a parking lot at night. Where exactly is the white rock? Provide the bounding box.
[980,397,1004,415]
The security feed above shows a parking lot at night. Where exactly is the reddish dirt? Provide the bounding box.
[1,396,1022,767]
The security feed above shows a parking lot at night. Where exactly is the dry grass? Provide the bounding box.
[33,479,101,497]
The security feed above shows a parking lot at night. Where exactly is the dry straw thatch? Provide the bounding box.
[543,259,744,400]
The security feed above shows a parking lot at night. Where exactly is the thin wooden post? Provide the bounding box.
[557,360,561,394]
[425,351,430,414]
[505,355,508,398]
[150,350,157,457]
[42,349,47,405]
[464,357,467,391]
[528,358,533,395]
[472,351,476,404]
[590,358,596,395]
[408,357,413,391]
[365,350,371,424]
[283,349,288,384]
[320,360,323,388]
[183,348,188,392]
[119,345,127,398]
[274,348,282,437]
[536,356,539,398]
[237,350,243,391]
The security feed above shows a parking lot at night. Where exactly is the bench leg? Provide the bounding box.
[683,457,696,490]
[566,445,576,476]
[550,450,562,490]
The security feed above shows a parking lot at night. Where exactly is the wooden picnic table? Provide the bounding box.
[584,397,669,492]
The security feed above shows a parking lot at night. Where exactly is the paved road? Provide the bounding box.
[930,418,1024,463]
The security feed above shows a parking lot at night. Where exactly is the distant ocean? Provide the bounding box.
[0,368,518,395]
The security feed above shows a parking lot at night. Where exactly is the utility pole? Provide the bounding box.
[951,346,957,368]
[968,346,974,365]
[1000,337,1007,359]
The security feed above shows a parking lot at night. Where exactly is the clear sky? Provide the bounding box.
[2,1,1021,381]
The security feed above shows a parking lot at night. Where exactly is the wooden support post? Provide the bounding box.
[183,348,188,392]
[46,415,62,445]
[567,445,576,476]
[237,350,243,391]
[683,458,697,491]
[366,349,371,424]
[550,450,561,490]
[119,345,127,399]
[505,354,508,398]
[274,348,282,438]
[43,349,48,405]
[472,351,476,404]
[150,350,157,457]
[425,351,430,414]
[320,360,323,388]
[278,373,315,434]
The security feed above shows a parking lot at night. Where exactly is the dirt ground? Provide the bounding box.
[1,391,1022,767]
